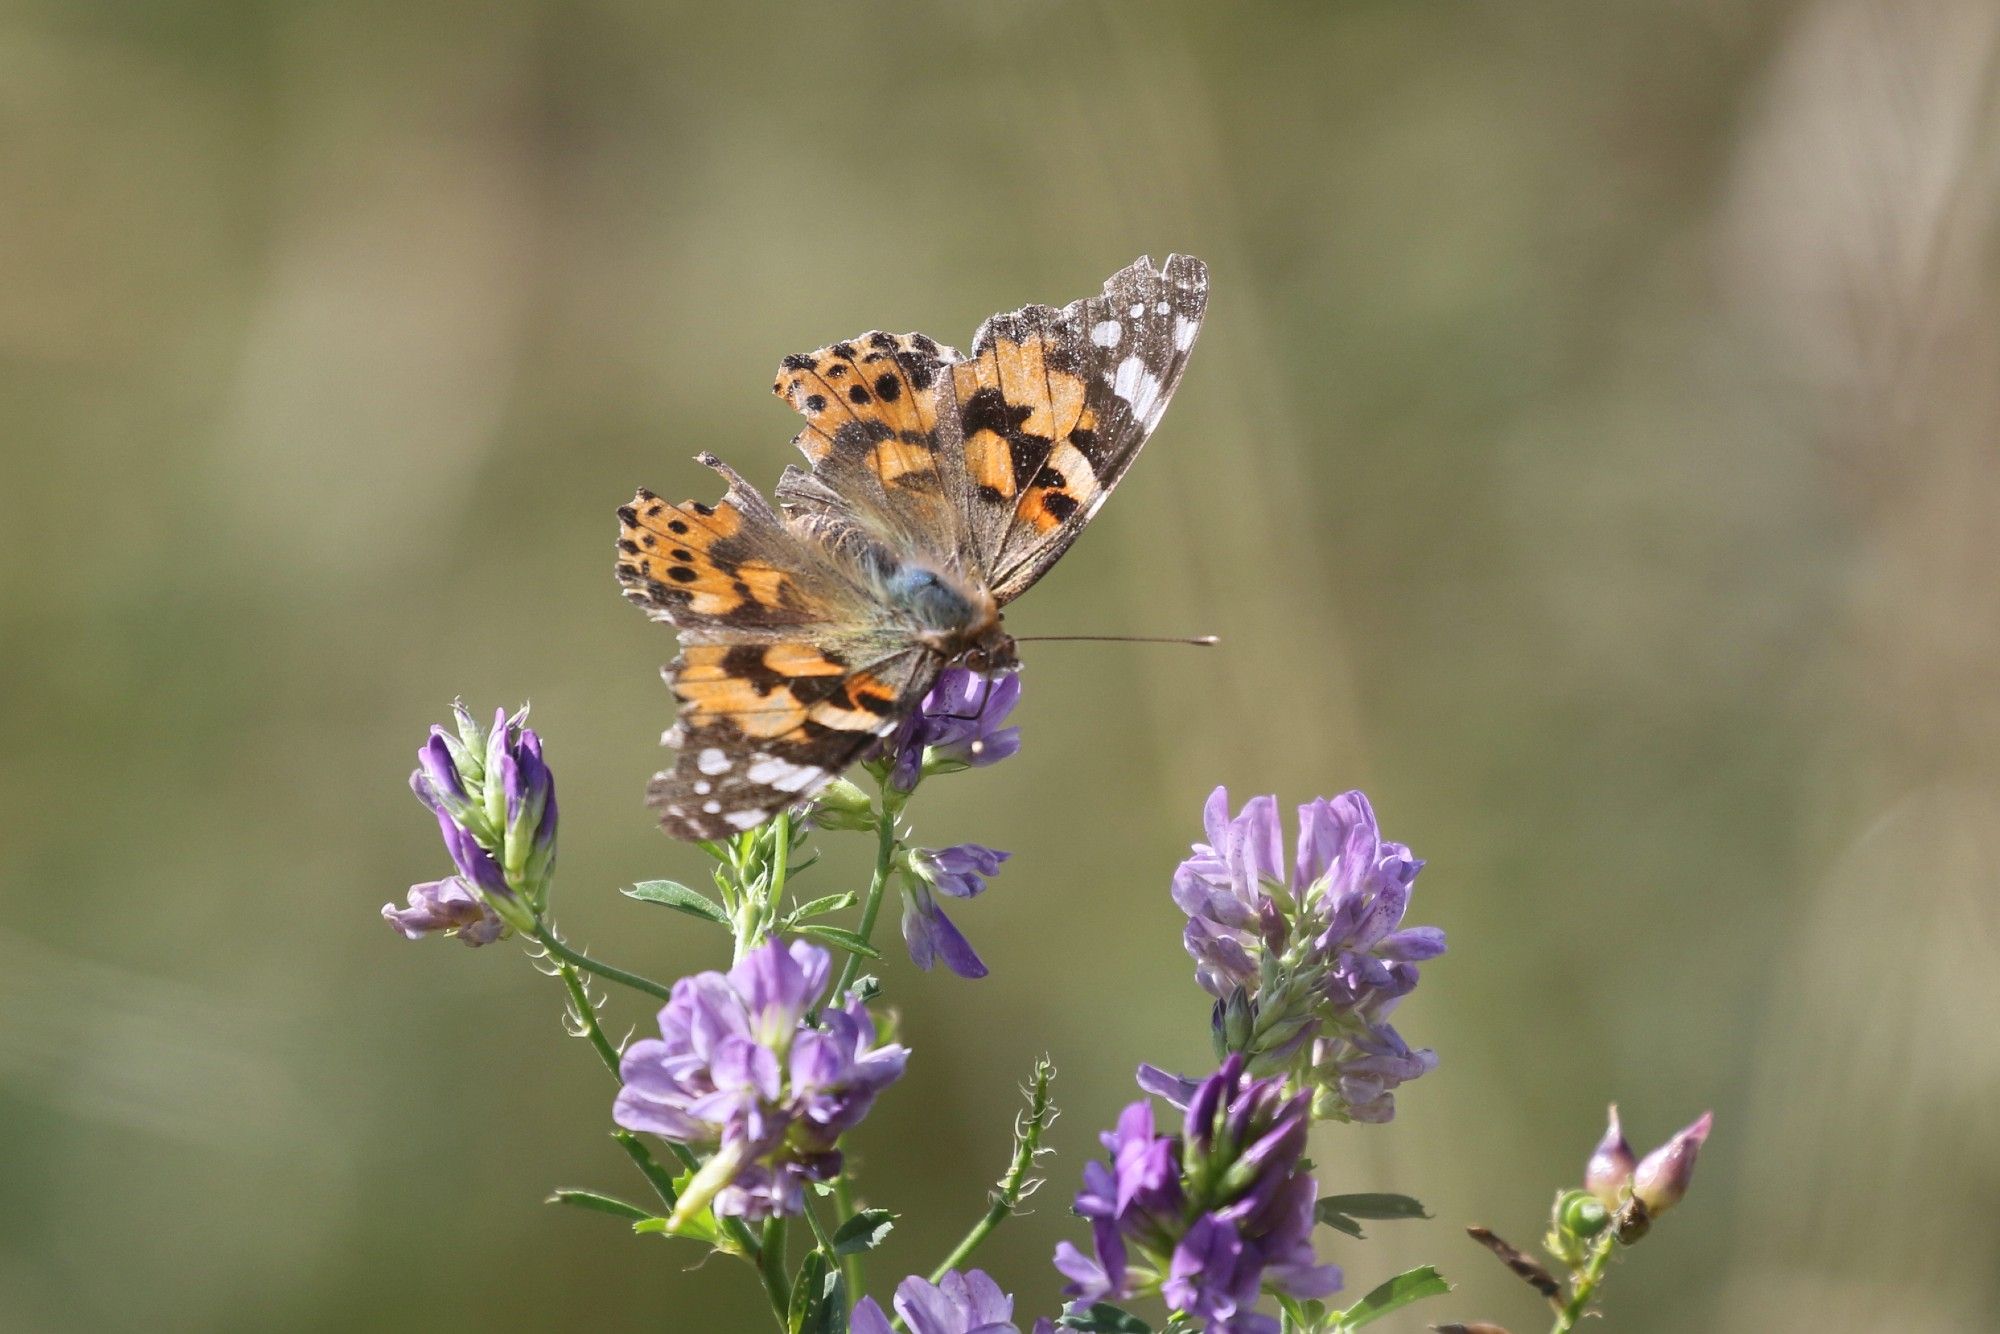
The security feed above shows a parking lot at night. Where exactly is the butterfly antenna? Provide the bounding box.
[1014,634,1220,647]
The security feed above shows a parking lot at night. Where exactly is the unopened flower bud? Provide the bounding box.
[805,778,875,831]
[1631,1111,1712,1216]
[1213,986,1256,1059]
[1556,1189,1609,1239]
[1585,1103,1637,1207]
[405,703,555,931]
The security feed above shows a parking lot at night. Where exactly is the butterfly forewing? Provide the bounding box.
[975,254,1208,601]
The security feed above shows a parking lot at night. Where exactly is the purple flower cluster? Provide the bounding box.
[877,668,1022,792]
[853,1270,1054,1334]
[389,703,557,942]
[901,842,1010,980]
[613,938,908,1223]
[1055,1056,1340,1334]
[1170,788,1443,1122]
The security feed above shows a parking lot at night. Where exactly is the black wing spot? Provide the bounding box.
[668,519,689,535]
[874,374,901,402]
[1041,492,1079,522]
[666,566,698,583]
[847,383,871,405]
[804,394,827,413]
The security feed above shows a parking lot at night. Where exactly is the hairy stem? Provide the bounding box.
[834,797,900,1000]
[548,952,625,1077]
[539,932,783,1324]
[926,1059,1056,1283]
[1550,1233,1616,1333]
[534,921,675,1003]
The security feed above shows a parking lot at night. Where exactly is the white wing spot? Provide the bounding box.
[1174,315,1199,351]
[724,809,765,831]
[1155,300,1171,315]
[746,757,825,793]
[697,748,731,775]
[1111,354,1163,425]
[693,780,712,795]
[1128,302,1144,318]
[1090,319,1122,348]
[702,799,723,814]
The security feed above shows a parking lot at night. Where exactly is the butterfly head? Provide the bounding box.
[951,615,1019,674]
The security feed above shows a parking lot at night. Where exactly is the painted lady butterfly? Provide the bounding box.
[616,255,1208,839]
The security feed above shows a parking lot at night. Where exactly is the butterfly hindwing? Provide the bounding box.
[649,643,935,840]
[770,330,974,570]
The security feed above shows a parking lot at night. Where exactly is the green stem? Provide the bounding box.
[803,1197,837,1255]
[541,933,784,1326]
[832,1176,866,1313]
[834,800,900,1000]
[534,922,675,1003]
[1550,1234,1616,1333]
[612,1131,680,1212]
[925,1059,1055,1283]
[548,954,624,1077]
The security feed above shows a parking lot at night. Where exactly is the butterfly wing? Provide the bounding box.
[952,254,1208,602]
[769,330,979,579]
[617,455,939,839]
[650,640,934,840]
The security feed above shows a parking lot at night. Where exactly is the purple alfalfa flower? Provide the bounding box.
[402,702,556,935]
[613,938,908,1226]
[1630,1110,1713,1216]
[877,667,1022,793]
[852,1270,1056,1334]
[897,842,1009,980]
[1054,1056,1340,1332]
[381,877,505,946]
[1168,787,1443,1123]
[1585,1103,1639,1208]
[901,885,989,980]
[910,843,1010,898]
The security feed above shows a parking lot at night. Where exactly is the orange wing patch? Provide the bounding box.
[952,320,1104,543]
[616,474,821,627]
[668,643,904,740]
[773,331,958,488]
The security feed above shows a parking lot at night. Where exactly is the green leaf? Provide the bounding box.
[787,892,857,922]
[794,924,881,959]
[1275,1294,1329,1330]
[1316,1192,1433,1239]
[623,879,730,925]
[632,1214,725,1245]
[830,1208,895,1256]
[546,1189,654,1223]
[1319,1209,1367,1239]
[1057,1304,1154,1332]
[1333,1265,1452,1329]
[787,1250,848,1334]
[1318,1193,1432,1222]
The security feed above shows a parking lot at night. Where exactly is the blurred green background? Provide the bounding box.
[6,2,1998,1330]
